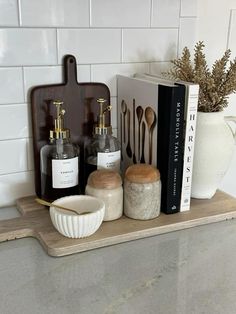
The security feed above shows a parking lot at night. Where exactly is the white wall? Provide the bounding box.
[197,0,236,197]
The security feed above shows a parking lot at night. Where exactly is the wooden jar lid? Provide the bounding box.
[87,169,122,189]
[125,164,160,183]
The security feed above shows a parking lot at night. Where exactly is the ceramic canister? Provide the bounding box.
[124,164,161,220]
[85,169,123,221]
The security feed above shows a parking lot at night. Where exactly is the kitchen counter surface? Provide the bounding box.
[1,207,236,314]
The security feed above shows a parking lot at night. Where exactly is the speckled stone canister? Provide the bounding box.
[124,164,161,220]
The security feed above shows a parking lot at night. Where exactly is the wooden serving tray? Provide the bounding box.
[0,191,236,257]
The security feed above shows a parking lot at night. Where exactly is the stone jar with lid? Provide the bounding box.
[124,164,161,220]
[85,169,123,221]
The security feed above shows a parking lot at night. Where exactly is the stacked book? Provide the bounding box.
[117,74,199,214]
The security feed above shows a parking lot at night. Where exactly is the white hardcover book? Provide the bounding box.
[179,83,199,211]
[133,73,199,211]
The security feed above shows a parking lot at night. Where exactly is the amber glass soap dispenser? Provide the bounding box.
[84,98,121,184]
[40,100,80,201]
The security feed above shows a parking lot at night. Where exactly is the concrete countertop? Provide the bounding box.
[0,207,236,314]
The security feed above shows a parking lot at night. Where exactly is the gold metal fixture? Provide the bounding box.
[50,100,70,139]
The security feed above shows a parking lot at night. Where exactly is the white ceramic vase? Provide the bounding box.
[191,112,236,199]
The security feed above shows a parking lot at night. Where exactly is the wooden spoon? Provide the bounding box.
[145,107,157,164]
[136,106,144,162]
[126,109,132,158]
[120,112,123,161]
[140,121,146,163]
[121,100,127,143]
[35,198,91,215]
[132,99,137,164]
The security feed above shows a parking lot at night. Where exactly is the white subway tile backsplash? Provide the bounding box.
[23,65,90,101]
[91,0,151,27]
[57,29,121,64]
[23,66,62,101]
[151,0,180,27]
[149,61,172,75]
[91,63,149,97]
[111,96,117,129]
[20,0,89,27]
[0,68,24,104]
[0,171,35,207]
[0,29,57,66]
[76,65,91,82]
[26,138,34,171]
[178,18,197,56]
[180,0,198,17]
[0,0,19,26]
[0,104,30,140]
[123,29,178,62]
[0,139,28,175]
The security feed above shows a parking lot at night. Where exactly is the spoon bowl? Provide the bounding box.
[145,107,157,164]
[136,106,144,162]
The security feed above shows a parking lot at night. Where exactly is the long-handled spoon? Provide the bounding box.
[140,121,146,163]
[35,198,91,215]
[145,107,157,164]
[121,100,127,143]
[120,112,123,161]
[126,109,132,158]
[132,99,137,164]
[136,106,144,162]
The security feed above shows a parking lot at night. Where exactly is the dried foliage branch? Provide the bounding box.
[164,41,236,112]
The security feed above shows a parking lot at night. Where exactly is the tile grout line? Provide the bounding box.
[0,136,32,142]
[177,0,181,57]
[150,0,153,27]
[0,61,170,69]
[17,0,21,26]
[226,9,233,50]
[89,64,92,81]
[21,66,26,102]
[0,26,179,30]
[121,29,123,63]
[0,61,155,68]
[179,0,182,19]
[55,28,59,64]
[0,169,34,178]
[89,0,92,27]
[0,102,28,106]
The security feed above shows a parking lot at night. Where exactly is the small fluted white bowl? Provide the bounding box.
[49,195,105,238]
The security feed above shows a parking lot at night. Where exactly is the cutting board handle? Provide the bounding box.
[0,216,34,241]
[64,54,78,85]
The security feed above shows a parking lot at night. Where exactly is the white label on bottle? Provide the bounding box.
[97,151,120,171]
[52,157,78,189]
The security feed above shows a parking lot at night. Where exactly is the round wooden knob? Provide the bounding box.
[87,170,122,189]
[125,164,160,183]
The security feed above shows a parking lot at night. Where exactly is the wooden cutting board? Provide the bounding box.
[30,54,110,197]
[0,191,235,257]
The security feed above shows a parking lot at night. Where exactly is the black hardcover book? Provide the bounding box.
[157,84,186,214]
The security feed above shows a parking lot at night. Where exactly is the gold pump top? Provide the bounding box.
[50,100,70,140]
[94,98,112,135]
